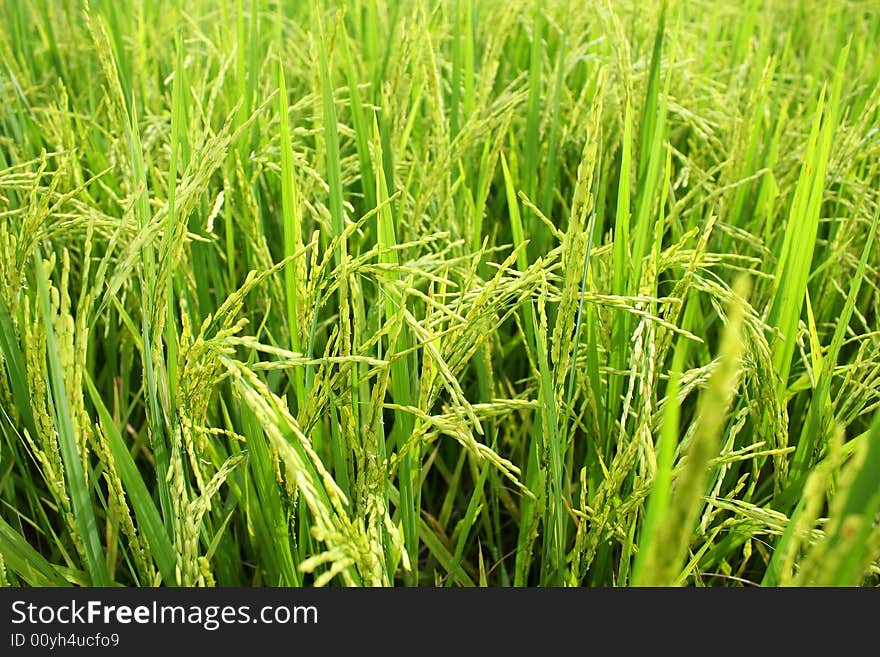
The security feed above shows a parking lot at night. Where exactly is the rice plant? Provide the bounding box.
[0,0,878,587]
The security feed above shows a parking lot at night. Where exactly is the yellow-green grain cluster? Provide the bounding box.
[0,0,878,587]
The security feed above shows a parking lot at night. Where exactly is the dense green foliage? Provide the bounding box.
[1,0,879,587]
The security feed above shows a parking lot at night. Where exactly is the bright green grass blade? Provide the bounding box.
[374,115,418,584]
[501,151,546,585]
[533,296,565,584]
[0,513,69,586]
[446,460,488,586]
[523,0,543,206]
[814,410,880,585]
[140,312,173,537]
[33,250,110,586]
[317,16,346,262]
[631,41,671,296]
[438,450,468,530]
[163,35,183,416]
[387,484,475,587]
[634,278,749,586]
[767,77,837,391]
[341,23,376,213]
[240,403,300,586]
[278,61,307,409]
[500,153,529,276]
[608,98,632,436]
[450,0,464,138]
[0,296,38,441]
[84,371,176,585]
[540,33,566,217]
[788,187,878,491]
[637,2,666,184]
[782,46,853,482]
[461,0,475,124]
[631,333,689,585]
